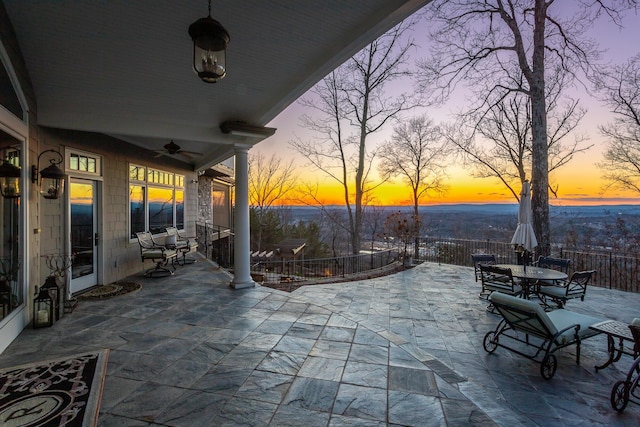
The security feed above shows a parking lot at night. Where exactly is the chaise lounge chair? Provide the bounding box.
[483,291,603,379]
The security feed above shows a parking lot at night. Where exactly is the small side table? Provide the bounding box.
[589,320,637,371]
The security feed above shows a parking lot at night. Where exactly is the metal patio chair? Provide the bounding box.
[135,231,178,277]
[472,253,496,283]
[166,226,199,265]
[537,270,596,309]
[479,264,522,312]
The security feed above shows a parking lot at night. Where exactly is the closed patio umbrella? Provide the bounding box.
[510,180,537,264]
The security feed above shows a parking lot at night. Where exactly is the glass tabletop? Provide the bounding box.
[495,264,567,281]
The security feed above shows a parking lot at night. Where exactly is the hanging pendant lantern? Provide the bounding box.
[188,0,230,83]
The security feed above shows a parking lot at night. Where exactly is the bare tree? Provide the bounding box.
[248,152,296,251]
[378,115,448,257]
[291,20,420,254]
[596,54,640,194]
[420,0,635,255]
[444,76,589,201]
[362,197,387,255]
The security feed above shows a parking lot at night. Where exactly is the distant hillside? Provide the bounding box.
[277,204,640,244]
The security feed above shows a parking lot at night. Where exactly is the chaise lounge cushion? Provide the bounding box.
[489,292,601,344]
[546,310,601,343]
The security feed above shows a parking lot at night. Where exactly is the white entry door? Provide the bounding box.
[69,179,98,294]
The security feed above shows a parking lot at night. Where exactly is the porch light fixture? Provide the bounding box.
[0,159,21,198]
[188,0,230,83]
[31,149,66,200]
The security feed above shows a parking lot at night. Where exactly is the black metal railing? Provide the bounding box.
[414,237,518,265]
[196,221,233,268]
[559,248,640,293]
[252,249,399,284]
[413,236,640,293]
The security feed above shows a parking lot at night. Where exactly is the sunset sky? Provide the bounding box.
[259,4,640,207]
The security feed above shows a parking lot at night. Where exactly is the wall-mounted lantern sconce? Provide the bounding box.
[0,159,21,199]
[189,0,230,83]
[31,149,66,200]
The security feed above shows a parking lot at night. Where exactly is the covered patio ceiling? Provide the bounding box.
[3,0,429,171]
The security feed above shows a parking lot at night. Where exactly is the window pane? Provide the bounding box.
[212,189,228,227]
[129,185,145,239]
[0,61,24,120]
[88,158,96,173]
[176,190,184,229]
[130,165,145,181]
[70,154,79,170]
[148,187,173,234]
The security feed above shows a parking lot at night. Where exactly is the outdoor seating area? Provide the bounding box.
[474,252,595,308]
[0,259,638,425]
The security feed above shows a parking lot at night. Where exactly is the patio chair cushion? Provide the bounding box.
[141,248,176,259]
[537,285,567,299]
[538,270,595,308]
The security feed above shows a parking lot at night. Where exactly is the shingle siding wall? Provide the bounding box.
[40,127,198,285]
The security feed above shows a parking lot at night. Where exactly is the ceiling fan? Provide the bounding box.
[153,140,201,160]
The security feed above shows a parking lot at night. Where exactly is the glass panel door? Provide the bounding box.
[70,179,97,293]
[0,130,22,322]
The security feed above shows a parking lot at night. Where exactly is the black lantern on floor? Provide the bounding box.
[188,0,230,83]
[32,149,66,199]
[41,276,61,322]
[0,159,21,199]
[33,286,54,328]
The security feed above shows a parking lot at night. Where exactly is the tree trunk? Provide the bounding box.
[413,199,420,259]
[530,0,550,256]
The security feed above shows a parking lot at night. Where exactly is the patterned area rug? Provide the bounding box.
[77,282,142,300]
[0,349,109,426]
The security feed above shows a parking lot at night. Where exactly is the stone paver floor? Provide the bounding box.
[1,255,639,426]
